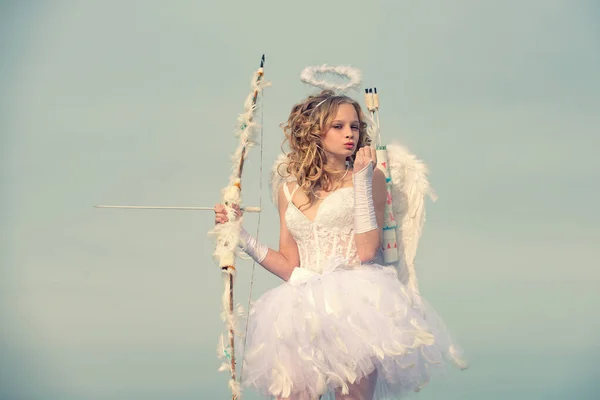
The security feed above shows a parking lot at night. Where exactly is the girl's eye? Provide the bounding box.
[333,125,342,129]
[351,126,359,130]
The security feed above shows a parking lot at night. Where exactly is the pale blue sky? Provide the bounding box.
[2,1,599,399]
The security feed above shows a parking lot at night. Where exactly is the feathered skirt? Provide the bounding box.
[241,257,467,399]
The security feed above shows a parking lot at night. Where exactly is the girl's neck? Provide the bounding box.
[324,155,348,174]
[318,158,349,192]
[313,165,350,196]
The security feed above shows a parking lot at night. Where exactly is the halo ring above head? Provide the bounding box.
[300,64,362,93]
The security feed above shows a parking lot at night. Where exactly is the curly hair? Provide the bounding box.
[279,90,371,198]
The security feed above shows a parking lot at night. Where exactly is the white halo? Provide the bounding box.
[300,64,362,92]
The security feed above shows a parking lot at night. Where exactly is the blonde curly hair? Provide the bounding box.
[279,90,371,198]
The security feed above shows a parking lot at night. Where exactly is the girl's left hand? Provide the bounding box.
[353,146,377,174]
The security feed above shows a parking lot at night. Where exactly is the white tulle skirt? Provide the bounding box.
[241,258,467,399]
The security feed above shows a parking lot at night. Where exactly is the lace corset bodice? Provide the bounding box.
[283,184,361,273]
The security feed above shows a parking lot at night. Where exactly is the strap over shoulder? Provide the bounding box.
[282,182,300,202]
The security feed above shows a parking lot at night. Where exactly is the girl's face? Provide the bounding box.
[321,103,360,161]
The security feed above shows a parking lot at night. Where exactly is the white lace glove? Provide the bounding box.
[353,162,378,234]
[239,227,268,263]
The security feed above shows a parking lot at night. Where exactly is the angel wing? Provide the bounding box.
[270,153,296,208]
[384,143,437,295]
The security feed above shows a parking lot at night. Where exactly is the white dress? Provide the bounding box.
[241,184,467,399]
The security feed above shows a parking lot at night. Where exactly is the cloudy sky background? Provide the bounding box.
[2,1,599,399]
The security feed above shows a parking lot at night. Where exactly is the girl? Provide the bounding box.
[214,90,466,399]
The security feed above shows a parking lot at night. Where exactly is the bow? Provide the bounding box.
[209,55,269,400]
[95,55,269,400]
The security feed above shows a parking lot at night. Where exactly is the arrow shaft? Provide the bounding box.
[95,205,261,212]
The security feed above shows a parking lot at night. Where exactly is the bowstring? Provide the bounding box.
[239,88,264,382]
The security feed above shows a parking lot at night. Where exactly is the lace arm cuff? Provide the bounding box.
[239,227,268,263]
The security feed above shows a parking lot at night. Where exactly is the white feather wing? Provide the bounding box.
[386,143,437,294]
[270,153,295,208]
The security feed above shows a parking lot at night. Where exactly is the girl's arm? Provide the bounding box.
[352,146,387,263]
[353,168,387,262]
[215,185,299,281]
[247,186,300,281]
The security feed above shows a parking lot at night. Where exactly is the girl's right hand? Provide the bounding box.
[214,203,242,225]
[353,146,377,175]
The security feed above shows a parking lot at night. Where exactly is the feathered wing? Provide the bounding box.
[385,143,437,295]
[270,153,296,208]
